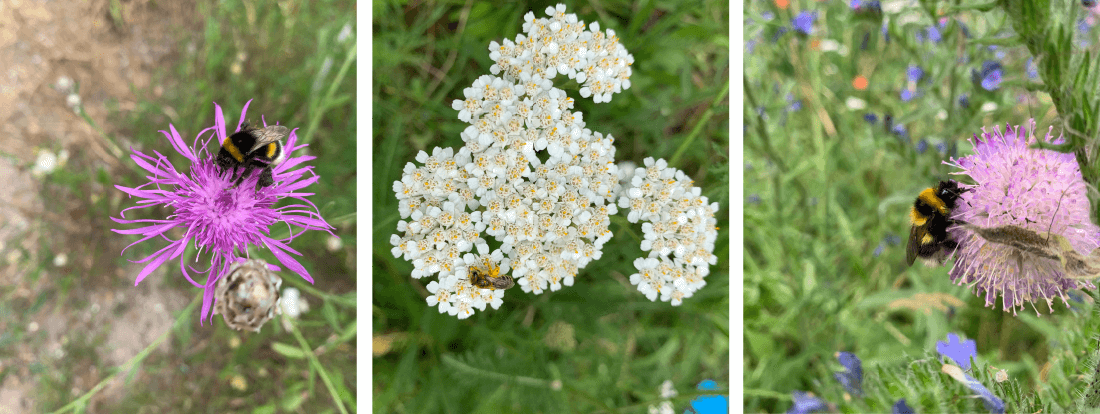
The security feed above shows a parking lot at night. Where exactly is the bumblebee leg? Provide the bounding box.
[256,167,274,190]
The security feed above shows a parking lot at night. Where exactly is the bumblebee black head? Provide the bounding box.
[935,180,965,210]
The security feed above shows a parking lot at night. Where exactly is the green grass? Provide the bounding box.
[30,0,357,412]
[373,1,729,412]
[745,0,1100,412]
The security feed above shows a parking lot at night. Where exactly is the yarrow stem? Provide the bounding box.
[112,100,335,325]
[390,4,720,318]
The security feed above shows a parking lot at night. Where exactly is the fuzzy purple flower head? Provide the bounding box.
[946,120,1099,314]
[112,100,335,325]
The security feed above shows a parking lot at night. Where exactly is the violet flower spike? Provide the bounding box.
[111,100,335,325]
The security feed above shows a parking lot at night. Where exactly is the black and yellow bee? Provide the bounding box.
[216,123,289,190]
[906,180,967,266]
[468,258,515,290]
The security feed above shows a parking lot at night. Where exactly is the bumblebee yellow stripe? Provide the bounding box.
[910,207,927,226]
[918,188,948,214]
[223,137,244,162]
[265,143,277,158]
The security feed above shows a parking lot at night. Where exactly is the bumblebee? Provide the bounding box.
[468,258,515,290]
[216,123,289,190]
[906,180,967,266]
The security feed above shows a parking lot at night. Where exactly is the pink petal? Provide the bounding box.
[237,99,253,131]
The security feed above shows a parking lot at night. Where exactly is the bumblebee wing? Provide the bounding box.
[906,225,924,266]
[247,126,289,152]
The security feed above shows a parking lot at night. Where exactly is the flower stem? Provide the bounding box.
[286,316,352,413]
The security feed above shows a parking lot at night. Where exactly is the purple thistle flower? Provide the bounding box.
[787,391,829,414]
[112,100,335,325]
[936,332,977,370]
[945,120,1099,314]
[833,351,863,397]
[793,11,816,35]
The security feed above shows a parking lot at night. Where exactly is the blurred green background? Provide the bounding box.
[744,0,1100,412]
[373,0,729,412]
[1,0,357,412]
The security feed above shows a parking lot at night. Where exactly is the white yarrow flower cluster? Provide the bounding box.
[619,157,719,305]
[391,4,716,318]
[490,4,634,103]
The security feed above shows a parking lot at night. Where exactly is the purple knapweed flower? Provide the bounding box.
[833,351,863,397]
[793,11,817,35]
[945,120,1099,314]
[787,391,829,414]
[973,61,1004,91]
[936,332,977,370]
[892,399,914,414]
[112,100,335,325]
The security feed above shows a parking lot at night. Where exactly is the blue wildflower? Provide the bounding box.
[973,61,1003,91]
[833,352,864,397]
[873,243,885,257]
[935,142,948,155]
[786,94,803,112]
[763,11,775,21]
[916,139,928,154]
[851,0,883,16]
[958,94,970,108]
[941,364,1005,414]
[882,22,890,43]
[1026,57,1038,79]
[936,333,977,370]
[690,380,728,414]
[892,399,915,414]
[885,233,901,245]
[907,65,924,82]
[900,89,914,102]
[927,25,942,43]
[793,11,817,35]
[864,113,878,124]
[787,391,829,414]
[892,124,908,140]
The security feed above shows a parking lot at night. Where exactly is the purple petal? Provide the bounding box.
[237,99,253,131]
[263,237,313,283]
[134,239,188,285]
